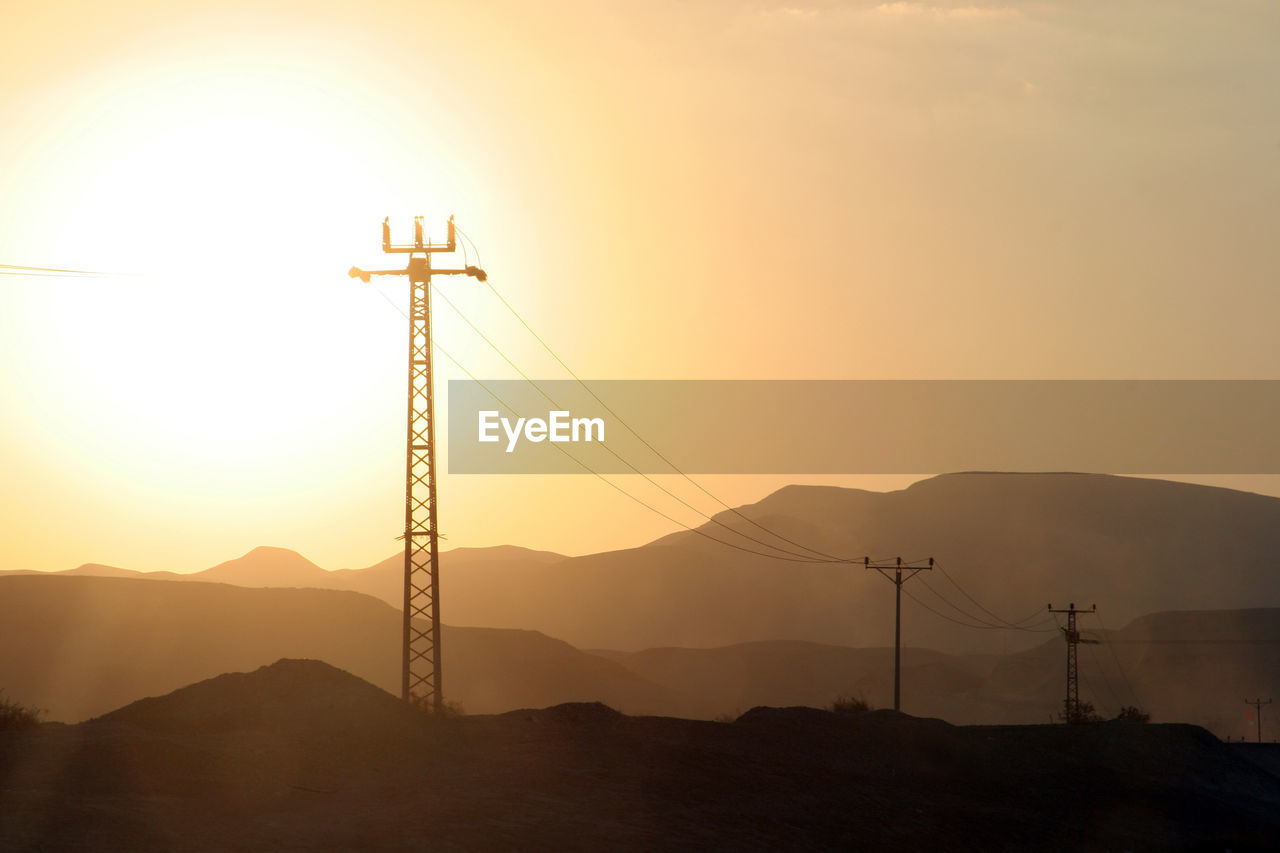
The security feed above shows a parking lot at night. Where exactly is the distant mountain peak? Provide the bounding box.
[198,546,327,587]
[442,544,567,564]
[240,545,311,560]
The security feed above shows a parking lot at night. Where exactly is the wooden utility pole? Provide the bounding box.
[865,557,933,712]
[1246,697,1273,743]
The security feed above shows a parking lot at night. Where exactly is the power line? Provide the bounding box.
[889,560,1057,634]
[1078,665,1106,716]
[429,283,838,563]
[917,570,1057,634]
[934,561,1055,630]
[454,222,852,564]
[913,575,1011,628]
[1082,639,1123,714]
[366,284,856,564]
[439,343,850,563]
[1091,611,1141,708]
[1102,639,1280,645]
[0,271,77,277]
[901,584,1028,631]
[0,263,132,276]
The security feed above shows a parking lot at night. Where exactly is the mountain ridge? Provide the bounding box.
[3,572,1280,737]
[10,471,1280,663]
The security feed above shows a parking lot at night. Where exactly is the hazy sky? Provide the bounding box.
[2,1,1279,572]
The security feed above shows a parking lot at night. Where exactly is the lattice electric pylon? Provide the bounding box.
[1049,602,1098,723]
[350,216,486,711]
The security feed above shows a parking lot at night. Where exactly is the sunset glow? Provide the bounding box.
[3,1,1279,574]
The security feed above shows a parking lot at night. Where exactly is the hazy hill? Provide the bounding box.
[595,608,1280,737]
[430,473,1280,653]
[0,575,667,722]
[0,545,567,612]
[3,573,1279,736]
[595,641,1002,722]
[970,607,1280,736]
[0,563,185,580]
[323,545,568,614]
[20,473,1280,657]
[61,563,185,580]
[93,658,426,738]
[196,546,331,587]
[193,544,569,616]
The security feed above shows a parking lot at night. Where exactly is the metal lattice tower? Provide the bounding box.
[349,216,486,711]
[1049,602,1097,723]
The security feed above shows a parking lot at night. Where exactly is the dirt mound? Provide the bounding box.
[91,658,422,738]
[735,704,948,730]
[733,704,841,728]
[501,701,625,727]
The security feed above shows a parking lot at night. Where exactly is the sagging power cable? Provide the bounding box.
[453,222,855,564]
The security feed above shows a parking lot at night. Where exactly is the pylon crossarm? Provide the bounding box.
[347,265,486,283]
[431,267,488,279]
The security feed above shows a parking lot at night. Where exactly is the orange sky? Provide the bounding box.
[2,1,1280,573]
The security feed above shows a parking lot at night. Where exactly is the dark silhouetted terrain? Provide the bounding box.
[2,660,1278,852]
[3,574,1280,739]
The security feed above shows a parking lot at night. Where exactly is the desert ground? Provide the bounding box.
[3,659,1280,852]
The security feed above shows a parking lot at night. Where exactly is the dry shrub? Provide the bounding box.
[0,691,43,730]
[829,694,873,715]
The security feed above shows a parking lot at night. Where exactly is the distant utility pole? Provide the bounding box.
[349,216,486,712]
[1246,697,1273,743]
[865,557,933,712]
[1049,602,1098,724]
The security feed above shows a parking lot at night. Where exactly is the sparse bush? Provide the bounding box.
[1114,705,1150,723]
[1061,701,1105,724]
[412,698,465,717]
[0,691,44,730]
[406,696,464,717]
[713,711,739,724]
[829,694,873,715]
